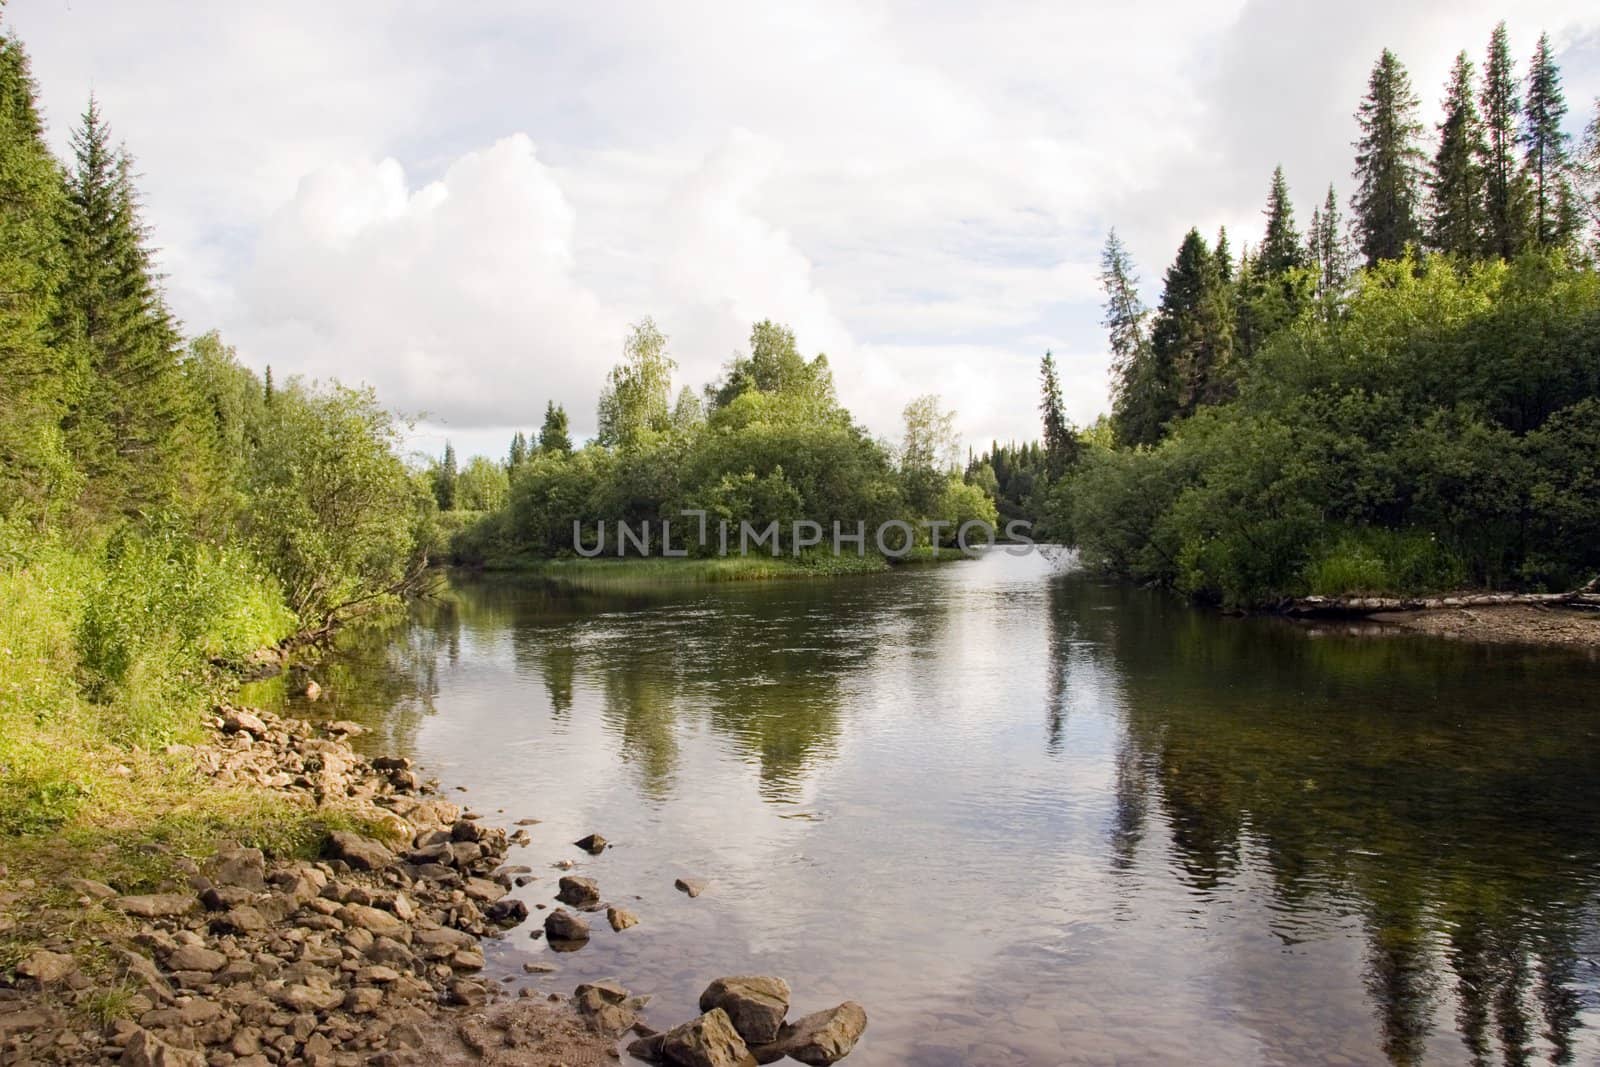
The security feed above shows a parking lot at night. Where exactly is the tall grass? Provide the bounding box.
[0,523,295,833]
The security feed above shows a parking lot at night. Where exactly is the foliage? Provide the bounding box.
[243,378,431,624]
[1352,49,1426,267]
[1061,252,1600,606]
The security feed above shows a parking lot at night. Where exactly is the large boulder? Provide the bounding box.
[112,894,196,919]
[751,1002,868,1065]
[556,875,600,907]
[325,831,395,871]
[207,846,266,891]
[544,908,590,943]
[119,1028,206,1067]
[658,1008,757,1067]
[698,976,791,1045]
[16,950,76,986]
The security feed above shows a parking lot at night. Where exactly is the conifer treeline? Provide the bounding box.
[1061,26,1600,606]
[0,15,430,623]
[1109,22,1600,449]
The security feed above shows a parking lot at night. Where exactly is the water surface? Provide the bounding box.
[263,551,1600,1065]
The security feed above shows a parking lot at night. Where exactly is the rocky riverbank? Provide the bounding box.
[0,704,616,1066]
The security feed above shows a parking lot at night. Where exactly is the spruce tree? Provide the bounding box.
[1428,51,1487,257]
[57,96,190,519]
[1258,165,1304,276]
[1151,229,1234,420]
[1038,351,1074,477]
[1479,23,1530,259]
[538,400,572,454]
[1522,32,1575,249]
[1352,49,1426,266]
[434,441,458,510]
[1100,231,1163,448]
[1214,226,1233,283]
[1307,184,1351,296]
[0,25,74,521]
[508,430,528,468]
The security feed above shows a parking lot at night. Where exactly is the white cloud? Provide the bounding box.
[6,0,1600,453]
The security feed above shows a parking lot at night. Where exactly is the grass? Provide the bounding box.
[0,526,398,994]
[474,552,893,586]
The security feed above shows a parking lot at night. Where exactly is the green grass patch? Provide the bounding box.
[473,552,891,586]
[1302,527,1466,597]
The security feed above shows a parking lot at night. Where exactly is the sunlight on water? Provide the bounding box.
[257,551,1600,1065]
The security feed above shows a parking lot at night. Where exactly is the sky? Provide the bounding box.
[7,0,1600,461]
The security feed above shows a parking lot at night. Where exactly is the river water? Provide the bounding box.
[258,549,1600,1065]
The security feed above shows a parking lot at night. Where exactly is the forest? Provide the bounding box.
[0,21,434,830]
[1052,23,1600,607]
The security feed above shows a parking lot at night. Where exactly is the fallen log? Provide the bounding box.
[1284,588,1600,617]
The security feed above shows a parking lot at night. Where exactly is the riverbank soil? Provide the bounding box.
[1374,604,1600,648]
[0,707,613,1066]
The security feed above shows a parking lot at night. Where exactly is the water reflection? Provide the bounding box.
[263,554,1600,1065]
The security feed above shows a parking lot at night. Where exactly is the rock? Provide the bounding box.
[16,949,76,985]
[338,903,408,940]
[751,1002,868,1066]
[164,944,227,972]
[607,906,639,931]
[574,980,638,1035]
[214,904,269,934]
[543,908,590,943]
[573,833,607,854]
[302,679,322,701]
[522,962,557,974]
[66,877,118,900]
[119,1028,207,1067]
[448,979,487,1006]
[221,709,268,737]
[485,898,529,925]
[699,976,791,1045]
[208,846,266,891]
[675,877,708,898]
[658,1008,757,1067]
[114,893,197,919]
[627,1032,668,1062]
[556,875,600,907]
[276,982,346,1013]
[325,831,395,871]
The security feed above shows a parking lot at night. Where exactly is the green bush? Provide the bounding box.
[1302,528,1465,596]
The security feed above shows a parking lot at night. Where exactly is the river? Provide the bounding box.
[254,548,1600,1065]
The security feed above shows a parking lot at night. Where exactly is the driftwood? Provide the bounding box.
[1285,578,1600,618]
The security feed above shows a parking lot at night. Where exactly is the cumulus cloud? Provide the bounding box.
[7,0,1600,451]
[240,136,619,432]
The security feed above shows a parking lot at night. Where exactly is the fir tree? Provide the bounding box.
[1522,32,1575,249]
[1258,165,1305,276]
[57,96,190,518]
[1038,351,1075,477]
[538,400,572,455]
[1214,226,1233,283]
[1100,231,1161,448]
[434,441,458,511]
[508,430,528,468]
[1307,184,1351,297]
[263,365,274,405]
[0,25,74,521]
[1479,22,1530,259]
[1352,49,1426,266]
[1428,51,1487,257]
[1151,228,1234,420]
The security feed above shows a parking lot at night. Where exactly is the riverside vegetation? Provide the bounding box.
[1049,23,1600,609]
